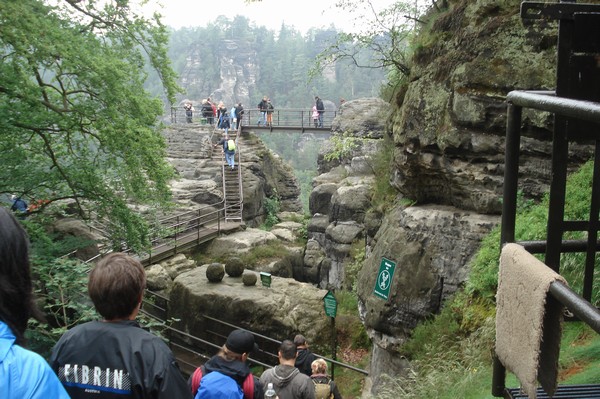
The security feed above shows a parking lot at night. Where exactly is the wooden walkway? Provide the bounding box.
[140,205,243,265]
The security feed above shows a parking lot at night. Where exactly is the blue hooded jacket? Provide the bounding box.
[0,321,70,399]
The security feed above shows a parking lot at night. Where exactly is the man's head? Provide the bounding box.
[278,339,297,361]
[293,334,308,348]
[225,329,258,355]
[315,96,319,100]
[263,96,267,101]
[88,253,146,321]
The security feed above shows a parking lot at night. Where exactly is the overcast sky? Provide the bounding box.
[150,0,400,34]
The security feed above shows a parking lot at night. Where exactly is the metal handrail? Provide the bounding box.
[170,106,336,130]
[493,89,600,397]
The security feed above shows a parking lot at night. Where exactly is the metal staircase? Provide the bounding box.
[214,130,243,222]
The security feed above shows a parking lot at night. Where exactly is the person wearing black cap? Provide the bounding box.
[189,329,264,399]
[294,334,317,376]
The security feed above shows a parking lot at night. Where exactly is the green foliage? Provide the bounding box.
[21,217,98,356]
[324,132,361,162]
[345,241,366,292]
[262,189,281,229]
[0,0,180,253]
[370,134,398,212]
[315,1,425,79]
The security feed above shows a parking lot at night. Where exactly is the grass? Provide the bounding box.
[191,240,294,268]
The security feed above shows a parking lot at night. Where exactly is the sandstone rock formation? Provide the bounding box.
[170,264,332,353]
[304,98,390,290]
[351,1,594,394]
[161,124,301,225]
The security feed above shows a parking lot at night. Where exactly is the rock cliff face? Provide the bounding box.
[161,124,301,224]
[304,0,596,394]
[303,98,390,289]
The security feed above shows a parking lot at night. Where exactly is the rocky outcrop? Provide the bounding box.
[350,0,595,394]
[304,98,391,289]
[161,124,301,225]
[169,264,332,351]
[389,1,592,214]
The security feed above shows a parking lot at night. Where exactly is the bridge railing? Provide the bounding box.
[170,106,336,129]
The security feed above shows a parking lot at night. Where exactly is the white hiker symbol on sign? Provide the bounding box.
[373,257,396,300]
[378,270,390,290]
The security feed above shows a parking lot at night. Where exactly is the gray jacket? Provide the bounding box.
[259,364,315,399]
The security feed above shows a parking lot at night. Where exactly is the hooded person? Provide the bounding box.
[294,334,317,376]
[259,340,315,399]
[189,329,264,399]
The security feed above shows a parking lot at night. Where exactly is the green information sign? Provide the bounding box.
[260,272,272,288]
[373,257,396,300]
[323,290,337,318]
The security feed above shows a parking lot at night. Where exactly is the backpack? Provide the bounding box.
[227,139,236,151]
[191,366,254,399]
[313,379,333,399]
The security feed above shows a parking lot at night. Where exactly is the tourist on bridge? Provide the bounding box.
[184,102,194,123]
[207,98,217,125]
[235,103,245,128]
[0,207,70,398]
[257,96,268,126]
[50,253,191,399]
[230,104,237,130]
[315,96,325,128]
[201,99,213,125]
[311,105,319,128]
[266,98,274,127]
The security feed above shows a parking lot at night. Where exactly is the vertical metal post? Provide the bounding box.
[544,9,574,272]
[501,104,522,245]
[331,316,337,380]
[584,143,600,300]
[493,103,522,397]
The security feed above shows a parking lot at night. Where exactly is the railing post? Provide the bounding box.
[197,208,201,243]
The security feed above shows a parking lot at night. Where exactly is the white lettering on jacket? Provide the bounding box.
[59,364,131,391]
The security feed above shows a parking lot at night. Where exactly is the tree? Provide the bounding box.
[0,0,182,251]
[311,0,436,79]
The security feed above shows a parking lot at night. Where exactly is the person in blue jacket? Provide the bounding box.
[0,206,70,399]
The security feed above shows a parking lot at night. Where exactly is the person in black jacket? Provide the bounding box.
[257,96,268,126]
[235,103,245,128]
[315,96,325,128]
[294,334,317,377]
[50,253,191,399]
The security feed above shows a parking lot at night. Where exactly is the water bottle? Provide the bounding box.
[264,382,276,399]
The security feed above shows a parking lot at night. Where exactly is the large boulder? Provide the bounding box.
[205,228,278,257]
[51,218,100,261]
[356,203,498,388]
[169,266,332,353]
